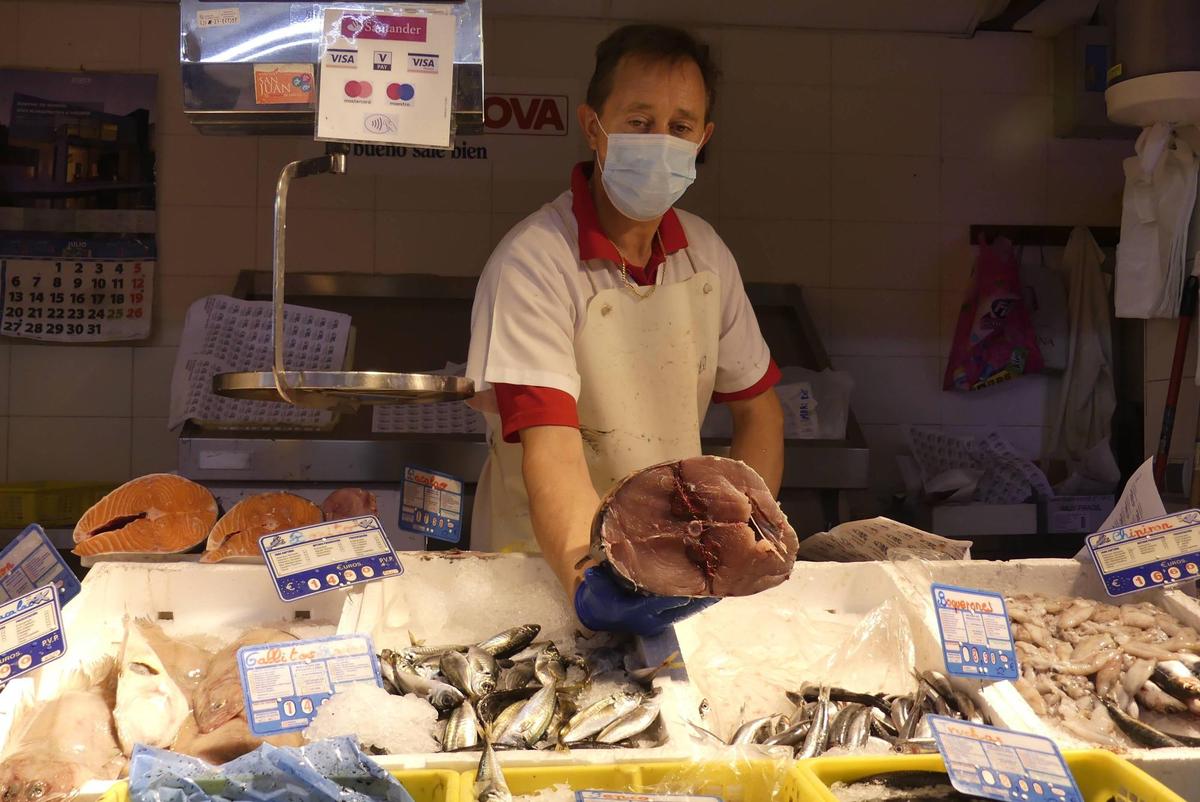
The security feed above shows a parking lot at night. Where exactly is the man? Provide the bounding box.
[467,24,783,633]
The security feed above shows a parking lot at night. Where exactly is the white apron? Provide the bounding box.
[473,246,720,552]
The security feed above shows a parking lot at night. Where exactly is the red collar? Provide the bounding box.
[570,161,688,270]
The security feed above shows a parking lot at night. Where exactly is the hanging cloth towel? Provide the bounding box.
[1115,122,1199,319]
[1048,226,1116,468]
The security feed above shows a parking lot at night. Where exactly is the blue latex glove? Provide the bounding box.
[574,565,718,636]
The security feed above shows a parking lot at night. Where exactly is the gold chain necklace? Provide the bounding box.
[608,231,666,298]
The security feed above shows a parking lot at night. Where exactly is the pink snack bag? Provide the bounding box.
[943,236,1044,391]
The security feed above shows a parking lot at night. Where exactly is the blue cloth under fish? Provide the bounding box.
[128,736,415,802]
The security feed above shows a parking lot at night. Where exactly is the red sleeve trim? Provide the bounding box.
[493,383,580,444]
[712,359,782,404]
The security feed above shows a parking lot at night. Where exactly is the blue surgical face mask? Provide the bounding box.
[595,118,699,222]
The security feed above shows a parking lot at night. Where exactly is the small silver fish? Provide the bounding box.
[444,700,481,752]
[497,681,558,748]
[474,740,511,802]
[387,653,465,711]
[441,650,492,698]
[490,700,525,742]
[476,625,541,659]
[597,699,661,744]
[466,646,499,697]
[829,704,862,747]
[730,714,785,746]
[561,690,642,744]
[795,687,832,759]
[534,643,566,686]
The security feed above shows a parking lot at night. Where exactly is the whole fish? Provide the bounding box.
[491,701,526,743]
[790,687,892,717]
[829,704,862,747]
[386,651,466,711]
[1137,681,1189,714]
[476,625,541,659]
[846,706,873,748]
[762,719,811,747]
[474,740,511,802]
[477,688,538,726]
[498,662,536,692]
[1153,661,1200,714]
[730,713,785,745]
[561,690,642,744]
[194,628,296,733]
[542,693,576,749]
[441,650,477,696]
[597,699,661,744]
[498,681,558,748]
[114,621,190,754]
[466,646,500,696]
[444,701,481,752]
[796,686,832,759]
[1101,698,1183,748]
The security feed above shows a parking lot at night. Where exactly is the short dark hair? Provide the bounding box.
[586,24,719,120]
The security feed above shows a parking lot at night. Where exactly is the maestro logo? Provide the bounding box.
[364,113,398,134]
[386,83,416,103]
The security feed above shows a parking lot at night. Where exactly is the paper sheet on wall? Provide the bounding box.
[909,427,1053,504]
[798,516,973,562]
[168,295,351,430]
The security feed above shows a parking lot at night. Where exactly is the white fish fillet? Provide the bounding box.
[114,620,190,754]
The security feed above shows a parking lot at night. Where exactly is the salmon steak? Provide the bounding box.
[200,492,322,563]
[73,474,218,556]
[590,456,799,598]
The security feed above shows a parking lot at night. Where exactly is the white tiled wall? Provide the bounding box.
[0,2,1132,516]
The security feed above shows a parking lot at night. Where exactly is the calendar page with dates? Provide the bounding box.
[0,236,155,342]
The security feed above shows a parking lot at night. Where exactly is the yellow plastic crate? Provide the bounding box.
[97,768,460,802]
[0,482,113,528]
[803,750,1184,802]
[459,760,808,802]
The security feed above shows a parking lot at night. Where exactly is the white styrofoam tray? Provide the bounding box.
[0,561,346,800]
[890,558,1200,799]
[338,551,692,770]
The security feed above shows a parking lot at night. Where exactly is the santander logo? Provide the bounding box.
[342,15,428,42]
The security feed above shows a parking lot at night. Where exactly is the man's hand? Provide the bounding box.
[728,387,784,495]
[521,425,601,594]
[574,565,717,636]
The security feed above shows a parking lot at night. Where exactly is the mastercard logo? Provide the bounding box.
[344,80,373,98]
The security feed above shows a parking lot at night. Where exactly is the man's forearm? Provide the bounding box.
[728,388,784,495]
[521,426,600,595]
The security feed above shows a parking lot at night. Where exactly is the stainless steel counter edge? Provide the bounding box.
[178,433,869,488]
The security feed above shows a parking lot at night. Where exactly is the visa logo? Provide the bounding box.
[407,53,439,73]
[326,49,357,68]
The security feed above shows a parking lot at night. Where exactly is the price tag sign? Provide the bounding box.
[927,716,1083,802]
[399,465,463,544]
[260,516,402,602]
[237,634,381,736]
[931,584,1018,680]
[0,525,80,607]
[1086,509,1200,596]
[0,586,66,684]
[1,256,153,342]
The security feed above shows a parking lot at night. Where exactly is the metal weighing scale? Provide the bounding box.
[201,3,478,411]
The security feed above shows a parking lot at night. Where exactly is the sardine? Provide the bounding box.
[730,714,785,746]
[1153,660,1200,715]
[596,699,661,744]
[476,625,541,659]
[444,700,481,752]
[561,691,642,744]
[474,740,511,802]
[1100,697,1183,748]
[829,704,861,747]
[795,687,832,759]
[497,681,558,748]
[497,662,535,692]
[846,706,873,748]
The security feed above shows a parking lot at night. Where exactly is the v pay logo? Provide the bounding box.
[373,51,393,71]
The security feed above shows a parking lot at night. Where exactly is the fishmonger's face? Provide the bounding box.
[583,54,714,165]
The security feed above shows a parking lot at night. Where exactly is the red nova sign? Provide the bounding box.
[485,93,568,136]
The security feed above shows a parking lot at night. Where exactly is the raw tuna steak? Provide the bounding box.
[73,474,218,556]
[321,487,377,521]
[590,456,798,597]
[200,492,322,562]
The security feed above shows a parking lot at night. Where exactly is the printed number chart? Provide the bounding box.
[1,256,154,342]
